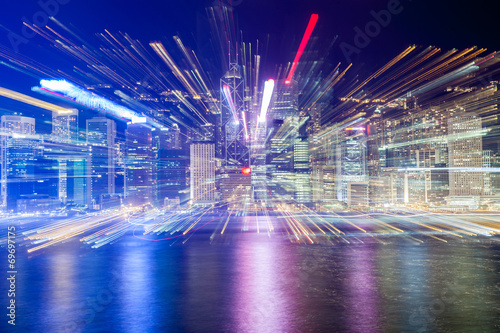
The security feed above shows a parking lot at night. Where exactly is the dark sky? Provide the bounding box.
[1,0,499,61]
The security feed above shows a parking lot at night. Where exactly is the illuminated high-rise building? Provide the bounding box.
[190,142,216,204]
[336,126,368,203]
[0,115,59,212]
[309,122,337,209]
[268,118,298,200]
[1,115,36,134]
[294,136,311,203]
[125,123,153,206]
[66,158,90,206]
[1,115,37,210]
[271,79,298,120]
[220,63,250,167]
[41,137,91,207]
[52,109,78,142]
[86,117,116,209]
[153,125,188,206]
[220,168,252,208]
[52,109,79,204]
[448,116,484,198]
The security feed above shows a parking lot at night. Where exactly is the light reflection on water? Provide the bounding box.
[346,243,380,332]
[232,234,299,333]
[3,220,500,333]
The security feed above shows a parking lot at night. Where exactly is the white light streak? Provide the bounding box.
[259,79,274,121]
[40,79,147,123]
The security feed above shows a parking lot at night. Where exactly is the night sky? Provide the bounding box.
[1,0,499,64]
[0,0,499,132]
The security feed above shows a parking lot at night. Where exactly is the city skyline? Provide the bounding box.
[0,2,499,214]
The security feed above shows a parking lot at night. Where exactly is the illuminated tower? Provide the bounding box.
[86,117,116,209]
[220,63,250,167]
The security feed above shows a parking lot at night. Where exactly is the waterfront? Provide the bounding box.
[2,215,499,332]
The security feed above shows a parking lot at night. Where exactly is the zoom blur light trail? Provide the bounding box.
[259,79,275,121]
[0,87,73,114]
[285,14,319,84]
[222,85,239,123]
[39,79,147,123]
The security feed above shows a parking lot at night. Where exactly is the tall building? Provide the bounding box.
[42,138,91,207]
[310,123,337,209]
[52,109,78,142]
[294,136,311,203]
[153,126,188,206]
[1,115,36,134]
[268,118,298,200]
[190,142,216,204]
[66,158,90,206]
[52,109,79,204]
[125,123,153,206]
[335,126,368,203]
[271,79,298,120]
[251,120,268,204]
[156,124,182,150]
[1,116,33,210]
[1,116,37,210]
[86,117,116,209]
[220,168,252,208]
[0,116,59,212]
[220,63,250,167]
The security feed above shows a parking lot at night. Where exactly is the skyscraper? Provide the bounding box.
[86,117,116,209]
[154,126,188,206]
[271,79,298,120]
[52,109,78,143]
[336,126,368,203]
[52,109,79,204]
[190,142,216,204]
[0,115,56,212]
[220,63,250,167]
[448,116,484,201]
[125,123,153,206]
[294,136,311,203]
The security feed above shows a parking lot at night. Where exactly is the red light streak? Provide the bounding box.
[285,14,319,84]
